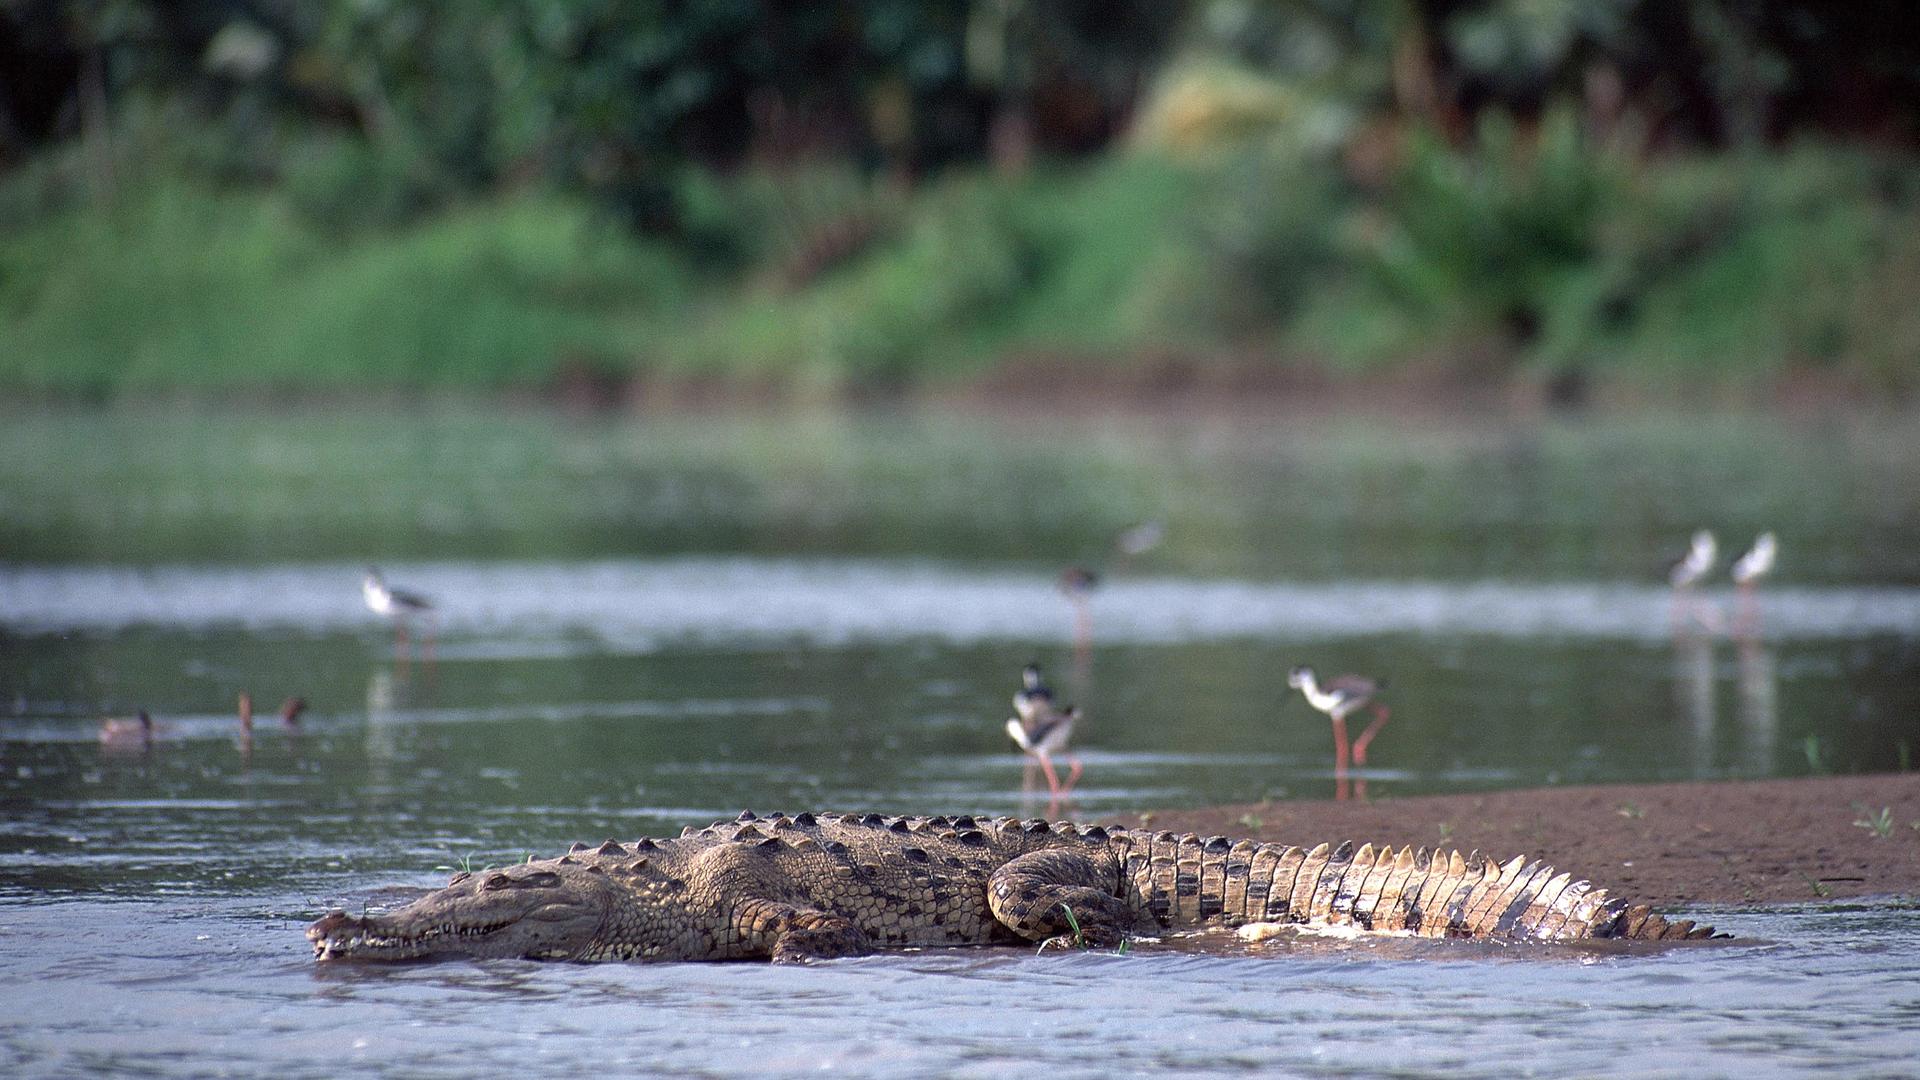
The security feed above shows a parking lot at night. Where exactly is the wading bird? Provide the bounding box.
[363,568,435,663]
[1012,663,1054,724]
[1286,666,1390,800]
[1053,521,1164,671]
[1731,532,1777,590]
[1006,703,1082,801]
[1113,519,1165,568]
[1668,530,1723,634]
[1668,530,1718,589]
[1057,565,1098,657]
[1729,532,1777,637]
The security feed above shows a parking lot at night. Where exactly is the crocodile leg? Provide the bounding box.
[734,898,873,963]
[770,911,871,963]
[987,848,1132,947]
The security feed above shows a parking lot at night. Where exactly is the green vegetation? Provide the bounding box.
[1804,734,1829,774]
[0,181,683,396]
[6,136,1916,399]
[434,854,500,875]
[5,1,1919,400]
[9,399,1918,578]
[1851,805,1895,840]
[1050,903,1088,951]
[1797,871,1832,899]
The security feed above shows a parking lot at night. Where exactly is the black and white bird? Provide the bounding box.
[1668,530,1718,589]
[1731,532,1777,589]
[363,567,435,661]
[1006,704,1082,798]
[362,568,433,621]
[1005,663,1082,797]
[1286,666,1391,768]
[1056,565,1098,599]
[1012,663,1054,724]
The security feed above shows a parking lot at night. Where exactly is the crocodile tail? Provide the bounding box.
[1366,849,1722,941]
[1595,900,1720,941]
[1175,832,1720,941]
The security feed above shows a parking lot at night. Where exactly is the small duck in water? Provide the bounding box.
[98,710,154,750]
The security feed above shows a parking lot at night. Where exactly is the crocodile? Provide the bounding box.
[308,812,1719,963]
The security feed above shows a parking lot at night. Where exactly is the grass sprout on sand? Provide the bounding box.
[1795,871,1833,898]
[1803,735,1828,774]
[1851,804,1895,840]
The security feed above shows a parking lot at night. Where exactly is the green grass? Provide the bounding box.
[1,183,688,396]
[4,132,1918,399]
[1852,804,1896,840]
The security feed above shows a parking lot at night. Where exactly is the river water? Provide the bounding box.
[2,896,1915,1078]
[3,408,1918,1075]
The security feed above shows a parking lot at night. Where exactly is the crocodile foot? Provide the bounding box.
[1036,924,1130,952]
[771,911,872,963]
[988,848,1137,945]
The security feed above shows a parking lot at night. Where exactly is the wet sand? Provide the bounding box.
[1134,773,1920,908]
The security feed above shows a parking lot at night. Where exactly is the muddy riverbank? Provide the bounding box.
[1136,773,1920,908]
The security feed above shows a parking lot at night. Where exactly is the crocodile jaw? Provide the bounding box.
[307,906,596,961]
[309,868,612,961]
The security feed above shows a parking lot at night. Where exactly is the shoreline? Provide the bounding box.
[1129,773,1920,909]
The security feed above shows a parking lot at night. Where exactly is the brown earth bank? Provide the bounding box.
[1125,773,1920,910]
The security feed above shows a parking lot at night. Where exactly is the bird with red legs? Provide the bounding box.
[1005,663,1083,810]
[1286,665,1390,801]
[1729,532,1777,637]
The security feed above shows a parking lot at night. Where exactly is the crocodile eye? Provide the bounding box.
[483,873,513,890]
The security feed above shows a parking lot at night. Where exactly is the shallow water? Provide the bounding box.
[4,408,1919,1075]
[2,897,1915,1078]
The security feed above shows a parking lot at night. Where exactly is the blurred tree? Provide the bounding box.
[4,0,1919,230]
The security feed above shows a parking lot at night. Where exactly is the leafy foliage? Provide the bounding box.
[4,1,1920,396]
